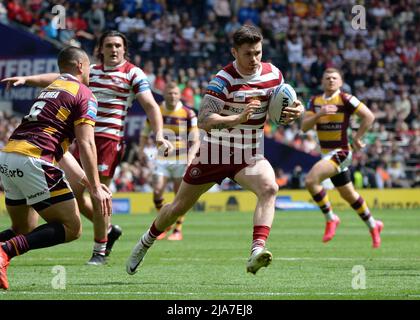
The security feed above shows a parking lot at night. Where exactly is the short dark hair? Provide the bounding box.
[232,25,263,49]
[165,81,179,92]
[57,46,87,71]
[323,68,343,80]
[96,30,129,63]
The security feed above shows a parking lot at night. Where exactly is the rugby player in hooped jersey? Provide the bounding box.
[139,81,200,241]
[2,31,173,265]
[302,68,383,247]
[0,47,112,289]
[126,25,305,276]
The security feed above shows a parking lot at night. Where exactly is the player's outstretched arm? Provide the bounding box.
[75,123,112,217]
[301,104,337,132]
[1,73,60,89]
[197,95,259,132]
[59,152,86,186]
[352,104,375,151]
[137,90,174,155]
[59,152,112,195]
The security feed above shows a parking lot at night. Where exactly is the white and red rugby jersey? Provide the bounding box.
[204,61,284,153]
[89,61,150,141]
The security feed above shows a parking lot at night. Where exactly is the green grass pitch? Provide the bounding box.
[1,208,420,300]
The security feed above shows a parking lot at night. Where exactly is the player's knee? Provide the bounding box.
[66,227,82,242]
[260,182,278,198]
[64,220,82,242]
[305,175,316,188]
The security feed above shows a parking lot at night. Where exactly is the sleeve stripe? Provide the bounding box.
[74,119,95,126]
[354,103,365,114]
[349,96,361,108]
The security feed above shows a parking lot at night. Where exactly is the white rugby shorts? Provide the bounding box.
[153,159,187,179]
[0,151,72,206]
[322,149,353,173]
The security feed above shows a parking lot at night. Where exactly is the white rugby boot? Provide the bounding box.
[246,248,273,275]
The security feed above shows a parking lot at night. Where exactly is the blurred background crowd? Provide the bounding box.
[0,0,419,192]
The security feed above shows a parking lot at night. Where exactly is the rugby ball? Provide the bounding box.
[268,83,297,125]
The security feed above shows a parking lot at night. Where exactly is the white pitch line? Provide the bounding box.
[17,256,420,262]
[159,257,420,262]
[1,291,418,298]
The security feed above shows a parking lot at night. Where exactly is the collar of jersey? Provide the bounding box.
[233,60,262,79]
[163,101,183,112]
[103,60,127,70]
[60,73,79,81]
[322,89,341,100]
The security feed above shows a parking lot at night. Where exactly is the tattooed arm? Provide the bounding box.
[197,95,260,132]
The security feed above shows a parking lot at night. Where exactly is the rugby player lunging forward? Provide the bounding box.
[2,31,172,265]
[0,47,112,290]
[126,25,304,275]
[302,68,383,247]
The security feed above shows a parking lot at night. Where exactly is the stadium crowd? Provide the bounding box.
[1,0,419,191]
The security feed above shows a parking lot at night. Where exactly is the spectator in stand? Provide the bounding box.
[224,15,241,38]
[213,0,231,26]
[275,168,289,189]
[115,10,134,34]
[7,0,32,26]
[114,162,135,192]
[286,32,303,80]
[83,2,106,36]
[395,91,412,121]
[376,162,392,189]
[289,165,304,189]
[0,2,8,24]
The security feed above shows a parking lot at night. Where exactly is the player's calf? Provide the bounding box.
[105,224,123,256]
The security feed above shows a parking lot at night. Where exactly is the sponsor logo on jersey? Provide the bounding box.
[208,77,226,94]
[228,106,244,114]
[112,77,123,84]
[233,92,246,102]
[189,167,201,178]
[98,164,109,172]
[318,123,343,130]
[0,165,24,178]
[28,189,48,200]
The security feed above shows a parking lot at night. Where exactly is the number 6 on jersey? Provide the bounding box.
[24,101,46,121]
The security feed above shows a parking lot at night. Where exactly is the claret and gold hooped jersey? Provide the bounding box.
[306,90,364,154]
[141,101,198,160]
[2,74,97,163]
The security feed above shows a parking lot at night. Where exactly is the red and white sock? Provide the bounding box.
[140,221,162,248]
[251,225,271,255]
[93,238,107,256]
